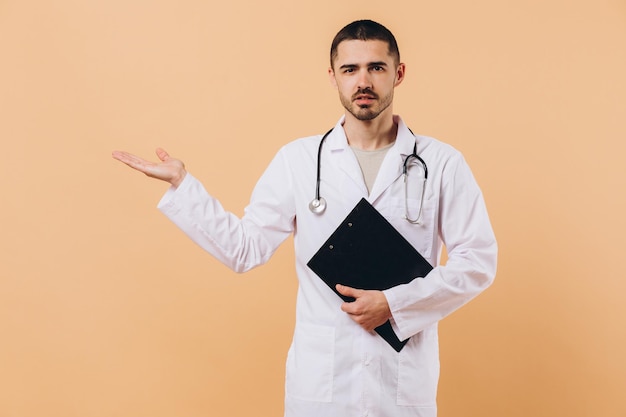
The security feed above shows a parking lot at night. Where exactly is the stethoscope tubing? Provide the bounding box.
[310,127,428,223]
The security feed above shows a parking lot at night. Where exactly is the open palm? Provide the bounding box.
[112,148,187,187]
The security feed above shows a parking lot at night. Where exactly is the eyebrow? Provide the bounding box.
[338,61,389,70]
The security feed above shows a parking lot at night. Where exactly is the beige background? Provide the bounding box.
[1,0,625,416]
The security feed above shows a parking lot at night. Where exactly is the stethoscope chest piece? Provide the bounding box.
[309,197,327,214]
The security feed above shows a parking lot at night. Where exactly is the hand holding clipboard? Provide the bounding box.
[307,198,433,352]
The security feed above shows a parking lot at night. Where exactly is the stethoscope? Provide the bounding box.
[309,128,429,224]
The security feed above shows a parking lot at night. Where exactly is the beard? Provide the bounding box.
[339,88,394,121]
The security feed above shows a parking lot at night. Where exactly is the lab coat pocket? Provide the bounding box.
[285,323,335,403]
[396,327,440,407]
[387,196,437,260]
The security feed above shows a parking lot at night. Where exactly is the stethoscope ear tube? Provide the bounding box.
[403,143,428,179]
[402,144,428,224]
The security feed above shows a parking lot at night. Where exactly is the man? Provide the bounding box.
[113,20,497,417]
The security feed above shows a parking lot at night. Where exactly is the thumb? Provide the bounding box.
[336,284,362,299]
[155,147,170,162]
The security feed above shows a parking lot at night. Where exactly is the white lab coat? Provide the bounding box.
[157,115,497,417]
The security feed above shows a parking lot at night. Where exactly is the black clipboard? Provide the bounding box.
[307,198,433,352]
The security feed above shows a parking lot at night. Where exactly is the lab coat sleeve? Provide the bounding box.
[383,153,497,341]
[157,148,296,273]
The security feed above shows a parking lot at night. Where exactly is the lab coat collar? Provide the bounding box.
[325,115,349,150]
[325,115,415,156]
[370,116,415,201]
[392,115,418,158]
[324,115,417,202]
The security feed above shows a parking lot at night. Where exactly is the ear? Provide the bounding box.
[394,63,406,87]
[328,67,338,88]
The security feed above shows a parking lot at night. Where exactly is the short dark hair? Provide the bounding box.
[330,20,400,68]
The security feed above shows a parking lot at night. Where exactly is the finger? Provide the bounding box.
[336,284,363,299]
[112,150,135,163]
[340,301,358,315]
[112,151,152,171]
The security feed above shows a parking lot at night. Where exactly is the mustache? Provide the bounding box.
[352,88,378,101]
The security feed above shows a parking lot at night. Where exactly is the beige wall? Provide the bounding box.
[1,0,625,416]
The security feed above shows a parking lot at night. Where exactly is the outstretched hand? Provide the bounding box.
[112,148,187,187]
[336,284,392,332]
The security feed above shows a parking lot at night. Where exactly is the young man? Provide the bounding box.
[113,20,497,417]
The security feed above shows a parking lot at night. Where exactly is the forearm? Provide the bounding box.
[158,173,292,272]
[384,242,497,341]
[384,152,498,340]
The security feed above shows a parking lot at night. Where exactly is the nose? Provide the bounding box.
[356,69,373,90]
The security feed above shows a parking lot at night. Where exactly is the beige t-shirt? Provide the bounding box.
[350,142,395,194]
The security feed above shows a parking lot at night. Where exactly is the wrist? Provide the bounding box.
[171,169,187,188]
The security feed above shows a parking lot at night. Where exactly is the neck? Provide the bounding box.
[343,111,397,151]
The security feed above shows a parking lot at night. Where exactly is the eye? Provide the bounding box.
[372,66,384,72]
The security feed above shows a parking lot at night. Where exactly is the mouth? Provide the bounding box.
[354,95,377,106]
